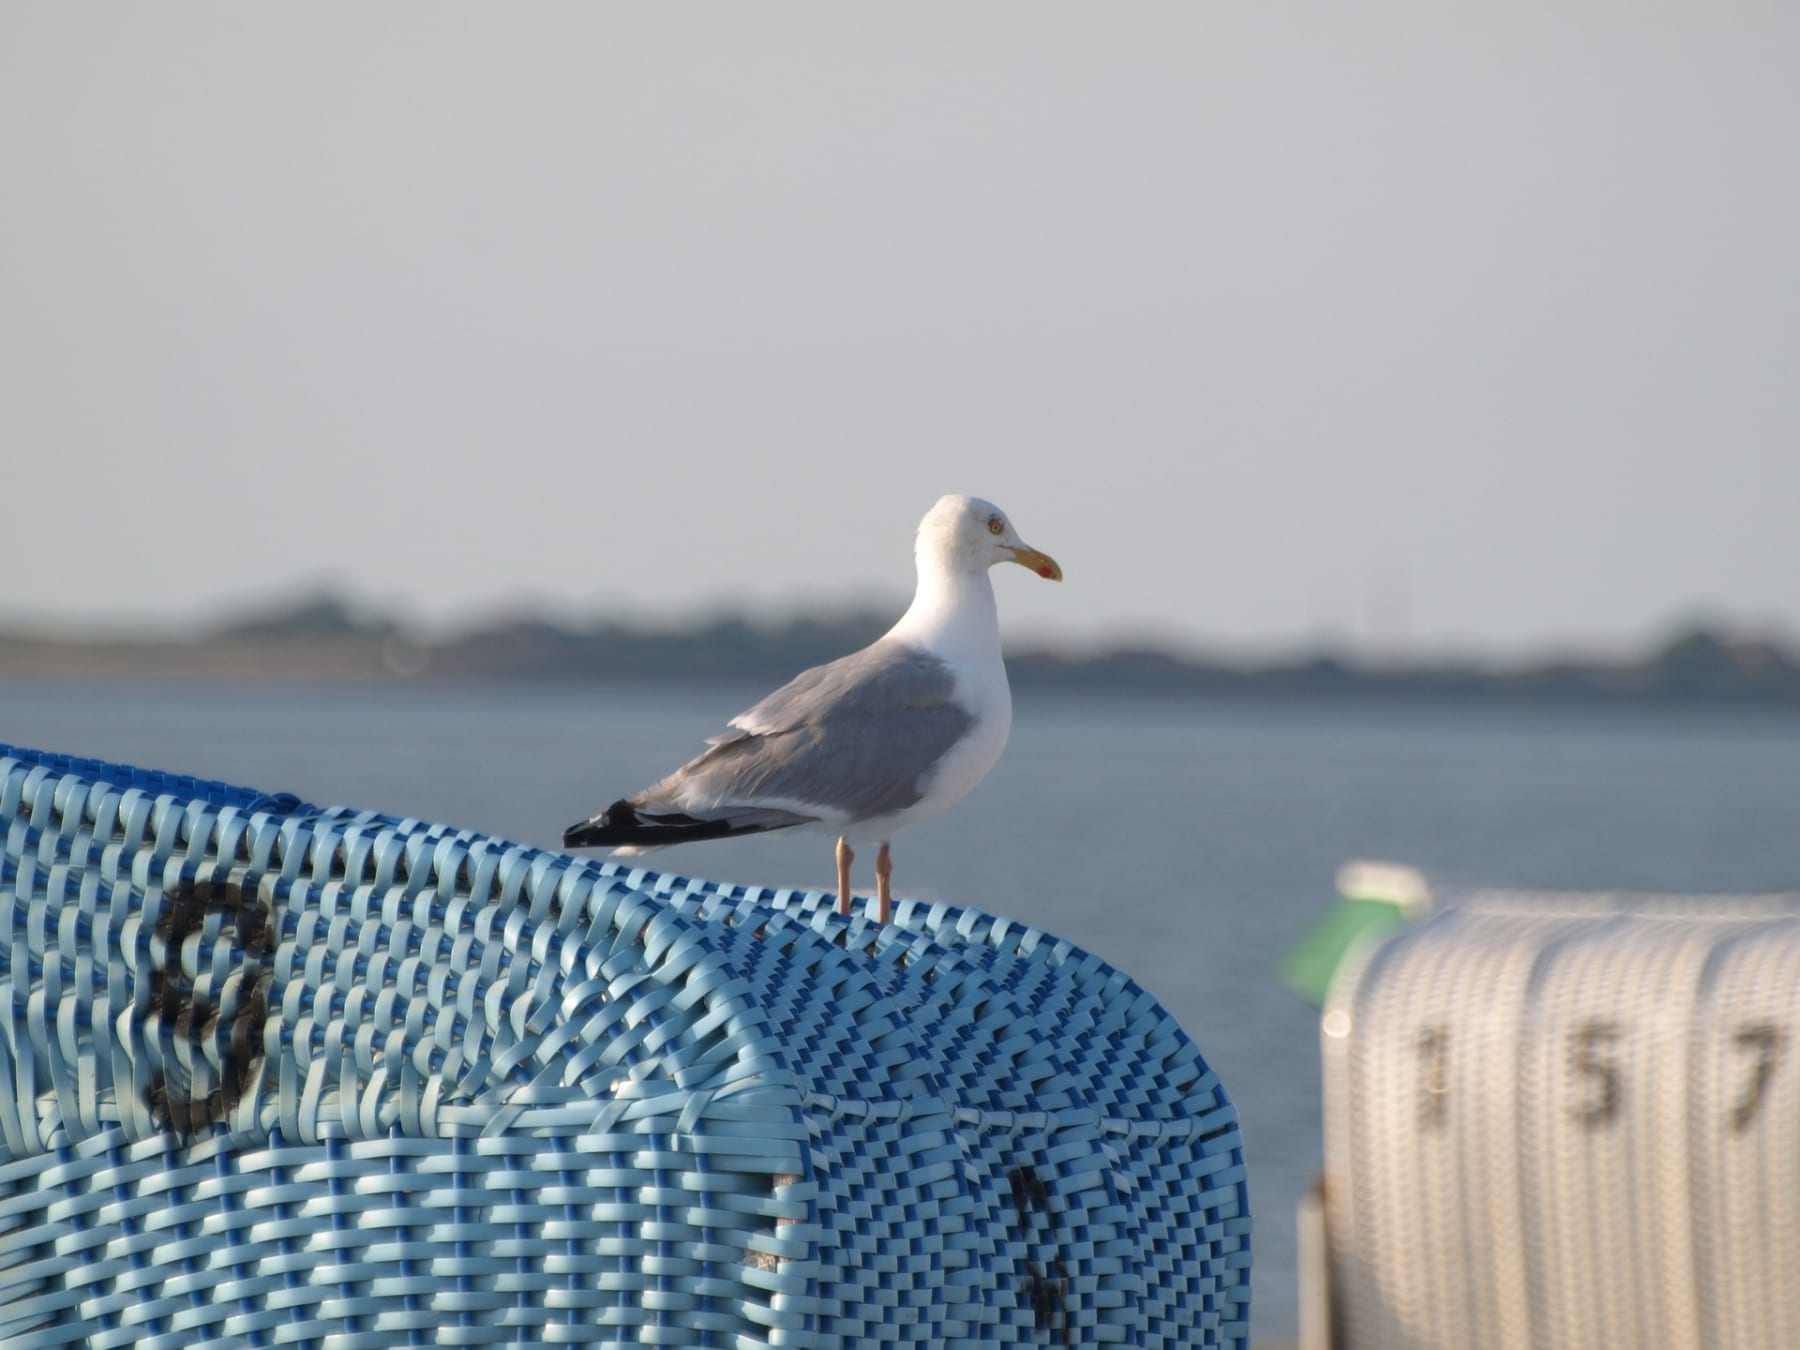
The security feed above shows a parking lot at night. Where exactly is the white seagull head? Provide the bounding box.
[915,494,1063,583]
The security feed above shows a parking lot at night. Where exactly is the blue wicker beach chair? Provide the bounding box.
[0,743,1249,1348]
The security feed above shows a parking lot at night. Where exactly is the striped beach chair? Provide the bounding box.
[1314,883,1800,1350]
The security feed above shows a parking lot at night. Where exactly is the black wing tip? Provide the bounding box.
[563,799,638,849]
[563,799,756,849]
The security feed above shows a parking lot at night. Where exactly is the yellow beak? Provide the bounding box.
[1006,544,1063,581]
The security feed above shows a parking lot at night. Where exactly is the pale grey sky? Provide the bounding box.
[5,4,1797,657]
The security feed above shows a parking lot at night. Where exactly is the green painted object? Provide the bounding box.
[1280,861,1431,1006]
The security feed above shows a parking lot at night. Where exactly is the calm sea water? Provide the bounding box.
[8,676,1800,1342]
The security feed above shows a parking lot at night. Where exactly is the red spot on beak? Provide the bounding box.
[1037,565,1056,579]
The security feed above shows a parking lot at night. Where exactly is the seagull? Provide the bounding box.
[563,494,1062,923]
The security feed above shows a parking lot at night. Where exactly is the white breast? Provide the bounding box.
[855,554,1015,843]
[919,665,1012,815]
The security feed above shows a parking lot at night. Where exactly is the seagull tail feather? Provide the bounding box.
[562,799,809,850]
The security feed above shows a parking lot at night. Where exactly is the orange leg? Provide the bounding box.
[836,836,854,916]
[875,841,893,925]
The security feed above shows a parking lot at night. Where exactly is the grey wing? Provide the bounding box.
[640,640,975,822]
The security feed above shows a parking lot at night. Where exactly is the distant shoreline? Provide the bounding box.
[5,591,1798,711]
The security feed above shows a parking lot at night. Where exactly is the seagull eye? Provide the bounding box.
[987,517,1004,535]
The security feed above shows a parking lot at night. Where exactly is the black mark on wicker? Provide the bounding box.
[1730,1022,1784,1133]
[1416,1024,1450,1130]
[145,877,274,1135]
[1023,1258,1070,1339]
[1568,1020,1624,1130]
[1009,1164,1050,1218]
[1008,1165,1072,1344]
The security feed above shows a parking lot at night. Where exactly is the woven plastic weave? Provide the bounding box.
[0,743,1249,1348]
[1320,886,1800,1350]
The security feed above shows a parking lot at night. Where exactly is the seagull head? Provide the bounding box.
[918,494,1063,582]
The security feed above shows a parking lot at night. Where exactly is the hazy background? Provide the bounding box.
[5,3,1798,659]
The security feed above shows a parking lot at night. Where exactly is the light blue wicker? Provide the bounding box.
[0,743,1249,1348]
